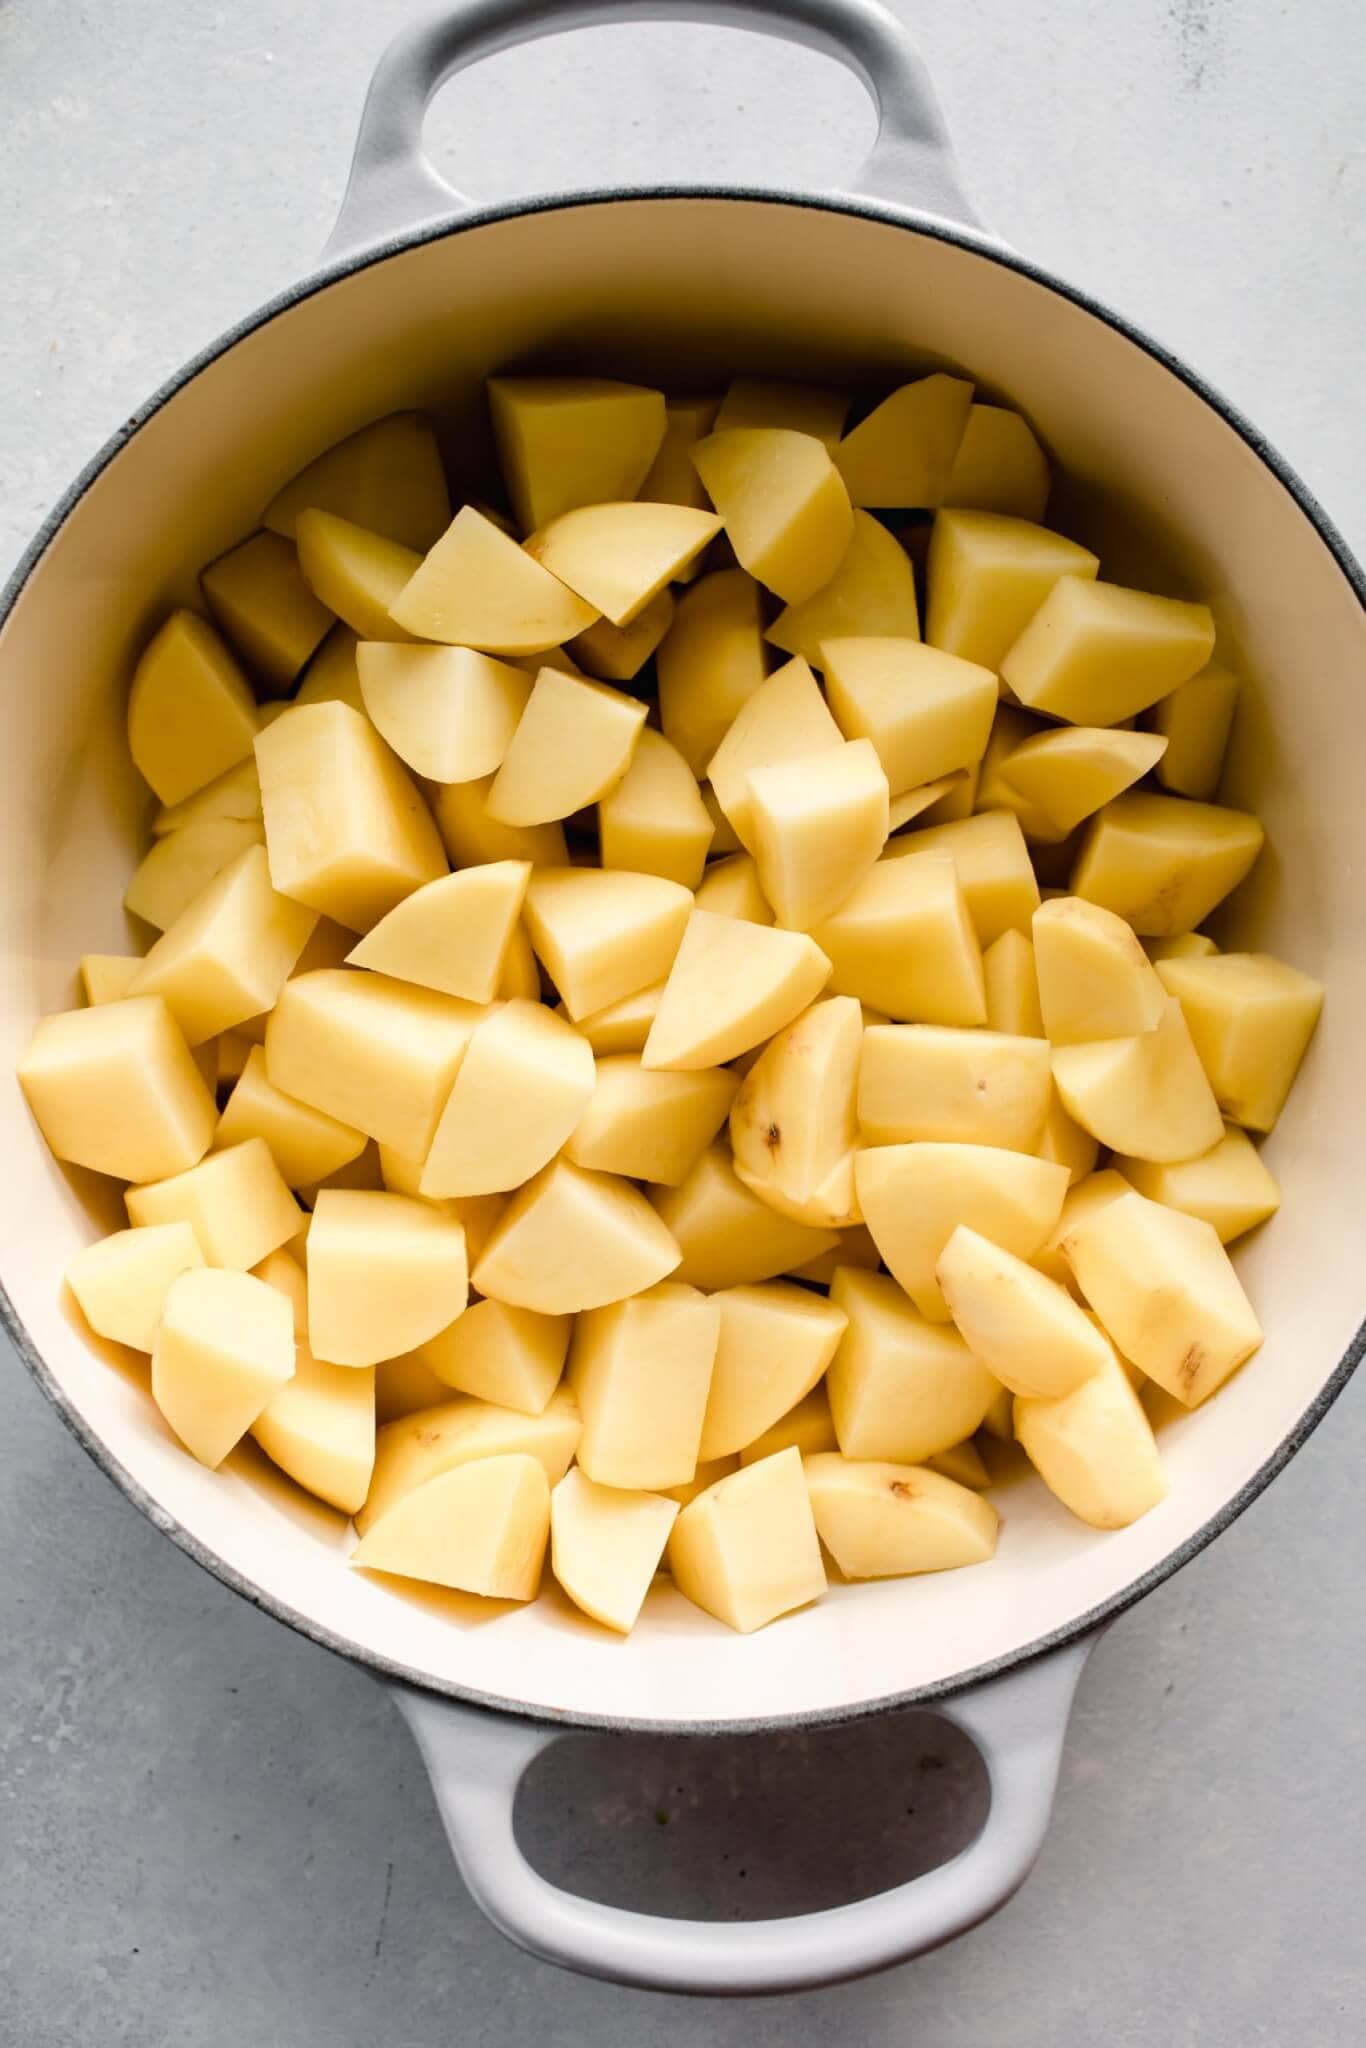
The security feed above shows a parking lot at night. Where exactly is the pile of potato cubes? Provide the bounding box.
[19,370,1323,1636]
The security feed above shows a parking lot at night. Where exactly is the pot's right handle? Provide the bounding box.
[389,1634,1095,1995]
[323,0,982,263]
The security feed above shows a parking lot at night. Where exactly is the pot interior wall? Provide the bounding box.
[0,197,1360,1726]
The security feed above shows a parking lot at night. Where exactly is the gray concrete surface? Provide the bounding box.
[2,1,1364,2040]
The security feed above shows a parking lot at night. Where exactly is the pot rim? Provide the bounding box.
[5,184,1364,1738]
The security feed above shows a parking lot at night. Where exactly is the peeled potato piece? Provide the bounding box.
[19,996,217,1185]
[943,404,1050,522]
[926,511,1099,671]
[652,1142,838,1290]
[129,843,318,1046]
[265,412,450,552]
[856,1142,1069,1320]
[1035,1085,1100,1186]
[347,862,530,1003]
[571,588,675,682]
[936,1224,1114,1398]
[1015,1348,1168,1529]
[473,1158,681,1314]
[705,655,843,849]
[804,1455,999,1578]
[693,428,854,604]
[767,511,920,663]
[567,979,665,1055]
[488,376,667,532]
[981,929,1044,1037]
[642,911,833,1071]
[571,1282,720,1490]
[1002,578,1215,727]
[598,728,714,889]
[252,1247,308,1336]
[693,853,773,925]
[1115,1124,1280,1244]
[126,1136,302,1268]
[201,531,333,694]
[657,569,768,778]
[833,375,974,509]
[66,1221,205,1353]
[551,1469,679,1634]
[729,996,863,1226]
[434,776,568,871]
[296,626,365,713]
[127,611,259,806]
[739,1383,838,1465]
[1052,997,1224,1163]
[357,642,532,783]
[1155,951,1323,1133]
[420,1000,595,1198]
[152,1268,295,1469]
[1032,895,1168,1046]
[638,395,722,511]
[827,1266,1000,1462]
[526,502,721,624]
[668,1447,826,1633]
[821,638,996,795]
[390,507,599,653]
[252,1342,377,1515]
[421,1298,571,1415]
[217,1045,367,1188]
[927,1438,992,1491]
[357,1384,581,1535]
[352,1451,550,1600]
[699,1282,847,1462]
[1032,1167,1132,1289]
[746,739,889,931]
[715,377,849,448]
[486,668,647,827]
[295,511,423,643]
[125,818,266,933]
[1150,660,1239,801]
[307,1189,468,1368]
[80,954,143,1006]
[859,1023,1051,1151]
[1070,792,1265,937]
[153,755,263,837]
[524,867,692,1021]
[885,810,1040,949]
[566,1055,738,1186]
[810,853,984,1027]
[998,726,1168,839]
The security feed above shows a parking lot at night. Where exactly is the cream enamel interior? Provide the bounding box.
[1,196,1360,1728]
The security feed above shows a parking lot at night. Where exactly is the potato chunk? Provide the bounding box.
[488,376,667,531]
[729,996,863,1225]
[357,1384,581,1534]
[598,728,713,889]
[998,726,1168,839]
[1032,1167,1132,1288]
[153,756,263,837]
[19,997,216,1184]
[571,588,675,682]
[264,412,449,552]
[252,1342,376,1515]
[66,1221,204,1352]
[804,1456,998,1578]
[810,853,984,1026]
[1155,951,1323,1132]
[352,1452,550,1599]
[201,531,333,693]
[936,1224,1114,1398]
[567,980,664,1055]
[356,643,531,783]
[833,374,974,508]
[1052,996,1223,1162]
[926,511,1098,670]
[943,404,1049,522]
[129,844,317,1045]
[216,1045,366,1188]
[1002,578,1215,725]
[389,506,598,652]
[693,428,853,604]
[1115,1124,1280,1243]
[638,395,721,510]
[656,570,768,777]
[473,1158,681,1314]
[885,810,1040,948]
[80,954,143,1006]
[125,818,266,932]
[1032,895,1168,1046]
[566,1056,738,1185]
[651,1143,838,1290]
[858,1023,1049,1152]
[739,1383,838,1464]
[668,1448,825,1633]
[693,853,773,925]
[307,1189,467,1368]
[486,668,647,827]
[856,1143,1068,1319]
[570,1282,720,1489]
[981,929,1044,1036]
[642,909,832,1070]
[767,511,920,663]
[295,511,422,642]
[1150,660,1239,801]
[715,377,849,448]
[524,867,692,1021]
[822,638,995,794]
[127,1136,302,1269]
[1070,792,1264,936]
[705,655,843,849]
[826,1266,1000,1460]
[421,1299,571,1415]
[699,1282,847,1461]
[526,502,720,624]
[746,739,889,931]
[551,1469,679,1634]
[152,1267,295,1468]
[347,863,530,1004]
[420,1000,595,1197]
[127,611,259,805]
[434,775,568,870]
[1015,1348,1167,1528]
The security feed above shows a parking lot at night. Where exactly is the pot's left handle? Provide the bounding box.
[387,1636,1094,1995]
[322,0,981,263]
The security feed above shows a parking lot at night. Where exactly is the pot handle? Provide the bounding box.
[387,1633,1094,1994]
[323,0,980,262]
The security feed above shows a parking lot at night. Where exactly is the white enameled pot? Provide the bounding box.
[1,0,1361,1997]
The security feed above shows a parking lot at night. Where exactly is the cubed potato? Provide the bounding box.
[420,1000,594,1197]
[1035,1085,1100,1186]
[266,970,485,1158]
[1032,1168,1131,1289]
[567,979,665,1055]
[389,506,599,652]
[698,1282,847,1461]
[1001,577,1215,726]
[125,818,266,932]
[307,1189,467,1368]
[526,502,721,624]
[20,997,217,1183]
[571,588,675,681]
[715,377,849,448]
[353,1451,550,1599]
[652,1143,838,1289]
[738,1383,838,1464]
[858,1023,1051,1150]
[786,1223,881,1286]
[936,1224,1113,1398]
[729,996,863,1225]
[1052,996,1224,1162]
[295,510,422,642]
[855,1142,1068,1319]
[926,1438,992,1490]
[668,1447,826,1633]
[127,1135,301,1268]
[1145,932,1218,962]
[378,1147,505,1246]
[705,655,843,849]
[1071,792,1265,937]
[201,531,333,693]
[151,1267,295,1467]
[693,853,774,925]
[943,404,1049,522]
[810,853,984,1026]
[767,510,920,664]
[251,1342,376,1515]
[357,1383,581,1534]
[524,866,692,1020]
[570,1281,720,1489]
[804,1455,998,1578]
[981,929,1044,1037]
[926,511,1099,670]
[1150,660,1239,801]
[746,739,889,931]
[1155,951,1323,1132]
[346,862,530,1003]
[66,1221,204,1352]
[255,701,447,933]
[998,726,1168,839]
[657,570,769,777]
[1063,1188,1262,1405]
[80,954,143,1006]
[826,1265,999,1460]
[1032,895,1168,1046]
[694,428,853,605]
[216,1045,365,1188]
[473,1158,680,1314]
[822,638,996,794]
[1116,1124,1280,1243]
[264,412,450,552]
[566,1055,738,1185]
[127,612,259,805]
[638,395,722,510]
[488,376,667,531]
[833,375,974,509]
[153,756,263,838]
[885,810,1040,948]
[420,1297,570,1416]
[128,844,317,1045]
[252,1246,308,1335]
[642,910,833,1072]
[485,668,647,827]
[356,642,531,783]
[296,626,366,713]
[1014,1347,1168,1528]
[434,774,569,870]
[599,729,714,888]
[550,1469,679,1634]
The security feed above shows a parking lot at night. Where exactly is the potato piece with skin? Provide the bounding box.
[127,1136,302,1269]
[307,1189,467,1368]
[295,511,422,643]
[252,1343,376,1515]
[746,739,889,932]
[705,656,843,850]
[657,570,768,777]
[566,979,665,1055]
[420,1298,571,1415]
[252,1247,308,1336]
[638,396,721,511]
[128,612,259,806]
[202,531,333,694]
[571,588,675,681]
[1155,952,1323,1133]
[885,810,1040,949]
[826,1266,999,1461]
[810,853,985,1026]
[1015,1348,1167,1529]
[296,626,366,713]
[1035,1085,1099,1187]
[698,1282,847,1462]
[473,1158,681,1314]
[1052,996,1224,1163]
[485,668,647,828]
[858,1024,1051,1151]
[264,412,450,552]
[357,1384,581,1535]
[419,1000,594,1198]
[739,1383,838,1465]
[389,507,599,653]
[926,511,1099,671]
[729,997,863,1226]
[154,756,263,837]
[151,1268,295,1468]
[1150,660,1239,801]
[599,729,713,889]
[488,377,667,532]
[652,1143,839,1291]
[216,1045,366,1188]
[1116,1124,1280,1244]
[266,970,486,1158]
[1073,792,1264,937]
[834,375,974,509]
[551,1469,679,1633]
[66,1222,205,1352]
[642,911,833,1071]
[434,775,568,871]
[353,1452,550,1600]
[125,818,266,932]
[855,1142,1068,1320]
[20,997,217,1184]
[668,1447,826,1633]
[356,643,532,784]
[982,929,1044,1037]
[570,1282,720,1490]
[767,511,920,664]
[821,638,996,795]
[998,727,1168,839]
[1033,895,1168,1046]
[805,1455,998,1579]
[129,844,318,1046]
[346,862,530,1003]
[526,502,721,624]
[566,1055,738,1186]
[943,405,1050,522]
[1001,577,1216,726]
[715,378,849,449]
[693,428,853,605]
[524,867,692,1021]
[693,853,773,925]
[936,1224,1114,1399]
[80,954,143,1005]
